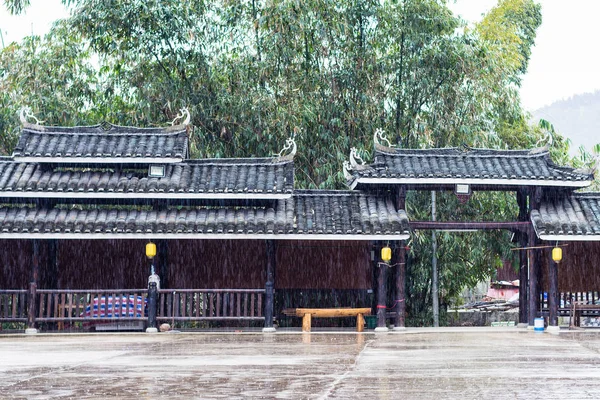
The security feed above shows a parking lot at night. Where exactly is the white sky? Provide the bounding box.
[2,0,600,113]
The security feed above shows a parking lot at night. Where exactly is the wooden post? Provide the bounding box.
[302,313,311,332]
[527,187,542,328]
[527,229,538,327]
[548,254,559,328]
[395,241,406,330]
[394,187,407,330]
[146,281,158,333]
[158,240,169,289]
[517,189,528,325]
[263,240,276,332]
[376,245,388,331]
[26,239,40,334]
[357,313,365,332]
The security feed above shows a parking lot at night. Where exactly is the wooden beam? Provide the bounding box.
[410,221,530,232]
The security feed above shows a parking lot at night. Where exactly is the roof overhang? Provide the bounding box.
[12,157,184,164]
[350,177,592,190]
[0,191,293,200]
[535,234,600,242]
[0,232,410,241]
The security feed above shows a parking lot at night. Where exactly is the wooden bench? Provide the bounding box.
[571,303,600,328]
[283,308,371,332]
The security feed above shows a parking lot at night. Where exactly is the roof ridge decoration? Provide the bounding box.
[276,136,297,161]
[170,108,191,127]
[349,147,365,168]
[19,106,45,128]
[374,128,393,148]
[344,147,370,180]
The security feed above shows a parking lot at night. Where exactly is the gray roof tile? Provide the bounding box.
[531,192,600,240]
[13,124,189,162]
[349,145,593,189]
[0,190,409,239]
[0,158,294,198]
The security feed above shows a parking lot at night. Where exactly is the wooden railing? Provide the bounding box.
[35,289,148,324]
[0,290,28,322]
[541,291,600,315]
[157,289,265,321]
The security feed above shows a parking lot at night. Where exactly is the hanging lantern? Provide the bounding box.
[146,242,157,259]
[381,245,392,263]
[552,247,562,263]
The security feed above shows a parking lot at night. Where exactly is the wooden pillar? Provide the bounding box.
[527,187,542,327]
[376,245,388,331]
[395,241,406,329]
[394,186,407,330]
[548,252,559,327]
[263,240,276,332]
[527,230,537,327]
[26,239,40,333]
[516,189,528,325]
[158,240,169,289]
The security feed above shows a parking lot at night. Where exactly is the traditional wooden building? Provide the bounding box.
[0,115,597,333]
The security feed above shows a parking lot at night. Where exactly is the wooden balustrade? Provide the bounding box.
[157,289,265,321]
[35,289,148,324]
[0,290,28,322]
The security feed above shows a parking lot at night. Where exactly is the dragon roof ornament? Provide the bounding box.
[171,108,191,126]
[19,106,44,126]
[276,137,297,160]
[373,128,393,148]
[349,147,365,169]
[343,160,353,180]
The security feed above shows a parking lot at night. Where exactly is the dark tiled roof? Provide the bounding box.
[349,145,593,189]
[13,123,188,163]
[531,193,600,240]
[0,191,409,239]
[293,190,409,236]
[0,158,294,199]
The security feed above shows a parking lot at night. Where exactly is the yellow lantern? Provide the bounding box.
[552,247,562,263]
[146,242,157,259]
[381,245,392,263]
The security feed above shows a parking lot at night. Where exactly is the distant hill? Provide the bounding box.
[532,91,600,155]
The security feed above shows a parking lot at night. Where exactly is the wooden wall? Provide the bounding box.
[0,239,372,290]
[541,241,600,292]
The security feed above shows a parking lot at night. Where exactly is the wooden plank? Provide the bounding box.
[294,308,371,318]
[38,293,44,319]
[166,292,173,318]
[11,294,17,319]
[180,292,186,318]
[257,294,262,317]
[158,292,164,318]
[216,293,221,317]
[20,292,26,318]
[302,313,311,332]
[174,292,180,318]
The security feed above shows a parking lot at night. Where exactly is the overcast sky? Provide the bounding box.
[2,0,600,114]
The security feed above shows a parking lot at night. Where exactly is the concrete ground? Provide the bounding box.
[1,328,600,399]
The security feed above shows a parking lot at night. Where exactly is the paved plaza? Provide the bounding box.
[1,328,600,399]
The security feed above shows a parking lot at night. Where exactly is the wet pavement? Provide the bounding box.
[1,328,600,399]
